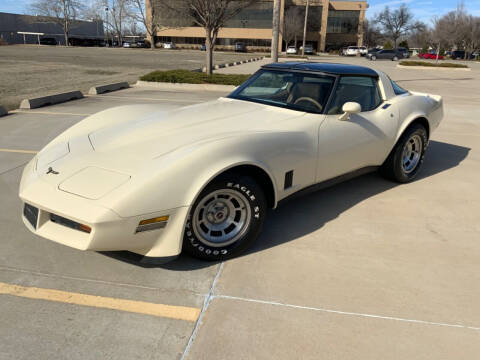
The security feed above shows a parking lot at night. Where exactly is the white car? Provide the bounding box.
[358,46,368,56]
[163,42,175,49]
[345,46,360,56]
[286,46,298,54]
[19,63,443,264]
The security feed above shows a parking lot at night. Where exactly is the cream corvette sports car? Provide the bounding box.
[20,63,444,263]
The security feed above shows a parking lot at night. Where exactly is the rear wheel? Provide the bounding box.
[371,55,377,61]
[183,174,266,260]
[393,56,399,61]
[380,123,428,183]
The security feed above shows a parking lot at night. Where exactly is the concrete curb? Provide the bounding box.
[0,106,7,117]
[88,82,130,95]
[135,81,236,92]
[199,56,265,72]
[20,91,84,109]
[397,64,471,71]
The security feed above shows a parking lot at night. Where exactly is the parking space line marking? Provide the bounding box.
[0,282,201,322]
[86,94,204,103]
[11,110,90,116]
[0,148,38,154]
[0,266,205,296]
[214,294,480,331]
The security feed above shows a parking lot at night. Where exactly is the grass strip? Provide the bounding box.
[400,60,469,68]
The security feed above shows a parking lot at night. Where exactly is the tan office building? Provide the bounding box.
[148,0,367,52]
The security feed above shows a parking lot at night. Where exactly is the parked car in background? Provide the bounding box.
[286,46,298,54]
[40,37,57,46]
[450,50,465,59]
[340,47,348,56]
[303,44,314,55]
[163,42,176,49]
[136,40,148,48]
[367,49,403,61]
[123,42,131,48]
[358,46,368,56]
[419,53,444,60]
[200,44,206,51]
[396,47,409,58]
[235,42,246,52]
[345,46,360,56]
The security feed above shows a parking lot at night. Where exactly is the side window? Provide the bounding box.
[327,76,382,114]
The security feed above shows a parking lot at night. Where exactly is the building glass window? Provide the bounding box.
[224,1,273,29]
[327,10,360,34]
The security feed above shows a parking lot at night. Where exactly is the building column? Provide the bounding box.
[319,0,329,52]
[278,0,285,53]
[357,7,366,46]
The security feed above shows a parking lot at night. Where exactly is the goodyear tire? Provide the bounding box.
[380,123,428,183]
[183,174,266,260]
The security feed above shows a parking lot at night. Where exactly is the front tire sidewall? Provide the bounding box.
[392,125,428,182]
[183,176,266,260]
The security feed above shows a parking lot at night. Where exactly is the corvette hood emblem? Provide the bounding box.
[46,167,59,175]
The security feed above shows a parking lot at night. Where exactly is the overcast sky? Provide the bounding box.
[1,0,480,25]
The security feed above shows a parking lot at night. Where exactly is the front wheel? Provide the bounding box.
[380,123,428,183]
[393,56,399,61]
[371,55,377,61]
[183,174,267,260]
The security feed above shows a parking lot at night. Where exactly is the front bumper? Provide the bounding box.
[19,159,188,259]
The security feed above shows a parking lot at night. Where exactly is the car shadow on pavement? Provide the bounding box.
[243,140,470,257]
[100,140,469,269]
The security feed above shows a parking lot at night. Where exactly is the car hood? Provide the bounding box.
[87,98,303,160]
[35,98,306,184]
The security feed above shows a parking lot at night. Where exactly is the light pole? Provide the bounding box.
[301,0,310,56]
[105,6,109,46]
[271,0,281,62]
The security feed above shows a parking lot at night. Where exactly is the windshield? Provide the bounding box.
[229,70,335,114]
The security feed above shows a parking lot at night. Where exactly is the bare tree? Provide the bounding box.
[130,0,160,48]
[375,4,424,47]
[362,18,383,48]
[432,2,480,59]
[109,0,134,46]
[29,0,84,46]
[159,0,256,74]
[282,6,303,50]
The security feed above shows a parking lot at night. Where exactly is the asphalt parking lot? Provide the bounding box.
[0,45,258,110]
[1,57,480,359]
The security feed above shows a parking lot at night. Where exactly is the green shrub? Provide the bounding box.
[398,40,409,49]
[399,60,469,68]
[140,69,251,86]
[383,41,393,50]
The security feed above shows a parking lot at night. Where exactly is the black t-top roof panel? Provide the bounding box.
[261,62,379,77]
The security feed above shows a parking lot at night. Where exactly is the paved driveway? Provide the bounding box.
[0,59,479,359]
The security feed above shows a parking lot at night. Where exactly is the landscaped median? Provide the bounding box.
[398,60,470,70]
[140,70,250,86]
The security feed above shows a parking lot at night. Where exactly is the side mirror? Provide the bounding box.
[339,102,361,121]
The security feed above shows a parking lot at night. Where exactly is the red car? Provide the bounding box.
[418,53,444,60]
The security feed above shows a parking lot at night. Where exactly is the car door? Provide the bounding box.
[378,50,389,59]
[316,76,398,182]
